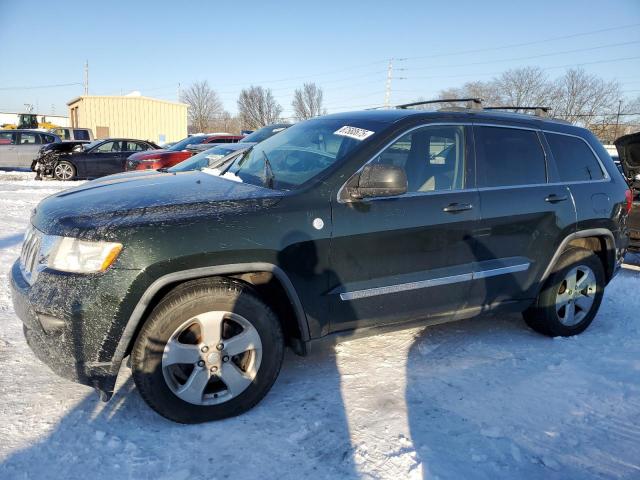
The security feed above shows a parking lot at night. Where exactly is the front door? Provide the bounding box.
[84,140,123,177]
[16,131,42,168]
[329,124,479,332]
[469,124,576,307]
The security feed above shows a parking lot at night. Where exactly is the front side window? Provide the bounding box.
[545,133,605,182]
[53,128,70,140]
[371,125,466,192]
[225,118,382,190]
[19,132,39,144]
[94,141,121,153]
[475,126,546,187]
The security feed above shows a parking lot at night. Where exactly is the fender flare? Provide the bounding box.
[539,228,616,284]
[110,263,310,371]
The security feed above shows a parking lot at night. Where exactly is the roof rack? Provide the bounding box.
[483,106,551,117]
[396,98,483,110]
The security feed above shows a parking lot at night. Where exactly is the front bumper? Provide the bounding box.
[10,260,144,398]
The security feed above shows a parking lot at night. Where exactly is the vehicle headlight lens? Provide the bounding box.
[139,158,160,162]
[47,236,122,273]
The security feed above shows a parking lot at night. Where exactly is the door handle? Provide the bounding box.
[443,202,473,213]
[545,194,568,203]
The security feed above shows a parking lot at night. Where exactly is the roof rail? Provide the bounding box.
[396,98,483,110]
[483,106,551,117]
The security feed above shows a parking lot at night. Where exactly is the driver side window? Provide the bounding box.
[95,141,121,153]
[372,125,466,192]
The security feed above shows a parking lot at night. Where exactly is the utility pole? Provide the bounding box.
[383,58,407,109]
[177,82,181,101]
[613,99,623,141]
[384,60,394,108]
[83,60,89,96]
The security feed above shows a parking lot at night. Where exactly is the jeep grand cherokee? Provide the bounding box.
[11,107,631,423]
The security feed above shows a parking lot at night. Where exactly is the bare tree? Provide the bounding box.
[237,86,282,129]
[494,67,556,108]
[554,68,622,127]
[292,83,326,120]
[180,81,224,133]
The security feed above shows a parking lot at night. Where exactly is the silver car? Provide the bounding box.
[0,130,60,169]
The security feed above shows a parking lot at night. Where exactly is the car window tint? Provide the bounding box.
[19,132,39,144]
[0,132,16,145]
[475,126,546,187]
[546,133,605,182]
[126,141,145,151]
[95,141,118,153]
[372,125,466,192]
[74,129,91,141]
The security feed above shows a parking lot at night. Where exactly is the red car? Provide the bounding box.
[126,134,243,170]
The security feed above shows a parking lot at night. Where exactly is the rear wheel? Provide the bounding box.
[53,161,76,181]
[524,247,605,337]
[131,278,284,423]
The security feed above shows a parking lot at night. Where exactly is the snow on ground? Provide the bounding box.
[0,171,639,480]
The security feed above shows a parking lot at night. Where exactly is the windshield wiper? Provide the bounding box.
[262,151,275,189]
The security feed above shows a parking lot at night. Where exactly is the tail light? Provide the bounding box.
[625,189,633,213]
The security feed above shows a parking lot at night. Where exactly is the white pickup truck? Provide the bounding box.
[49,127,94,142]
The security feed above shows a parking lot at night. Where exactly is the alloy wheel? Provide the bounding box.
[162,311,262,405]
[555,265,597,326]
[54,163,74,180]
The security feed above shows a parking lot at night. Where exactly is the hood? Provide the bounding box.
[615,132,640,183]
[32,170,284,236]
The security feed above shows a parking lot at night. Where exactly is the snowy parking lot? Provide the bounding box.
[0,171,639,480]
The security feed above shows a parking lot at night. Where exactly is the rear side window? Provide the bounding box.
[475,126,546,187]
[545,133,605,182]
[0,132,16,145]
[74,129,91,141]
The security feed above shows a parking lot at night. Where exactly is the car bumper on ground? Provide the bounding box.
[10,260,144,399]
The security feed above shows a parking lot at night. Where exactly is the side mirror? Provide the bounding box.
[349,163,407,200]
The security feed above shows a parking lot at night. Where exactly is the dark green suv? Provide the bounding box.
[11,106,631,423]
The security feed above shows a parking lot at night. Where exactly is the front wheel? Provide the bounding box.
[53,161,76,181]
[131,278,284,423]
[523,247,605,337]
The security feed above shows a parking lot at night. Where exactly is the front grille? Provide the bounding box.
[20,226,43,283]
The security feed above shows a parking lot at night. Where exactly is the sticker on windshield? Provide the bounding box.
[334,126,375,141]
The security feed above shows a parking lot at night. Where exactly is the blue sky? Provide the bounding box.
[1,0,639,119]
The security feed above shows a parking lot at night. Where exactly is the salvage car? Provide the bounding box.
[615,132,640,250]
[126,134,244,171]
[11,105,631,423]
[0,129,60,169]
[35,138,159,180]
[185,124,292,155]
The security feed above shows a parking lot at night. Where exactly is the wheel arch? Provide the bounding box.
[540,228,616,286]
[111,263,310,373]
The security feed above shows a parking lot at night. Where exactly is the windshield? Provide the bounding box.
[169,145,243,172]
[240,125,290,143]
[224,118,382,190]
[168,136,208,151]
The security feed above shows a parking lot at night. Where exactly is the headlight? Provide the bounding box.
[47,236,122,273]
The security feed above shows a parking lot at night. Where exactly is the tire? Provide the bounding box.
[53,160,76,181]
[131,278,284,423]
[523,247,605,337]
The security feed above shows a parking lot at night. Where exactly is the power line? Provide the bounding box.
[0,82,82,91]
[406,41,640,71]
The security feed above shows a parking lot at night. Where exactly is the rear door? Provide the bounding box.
[0,132,18,167]
[469,124,576,307]
[16,131,42,168]
[329,124,480,332]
